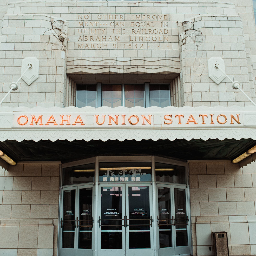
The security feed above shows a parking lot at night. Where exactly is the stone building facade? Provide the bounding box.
[0,0,256,256]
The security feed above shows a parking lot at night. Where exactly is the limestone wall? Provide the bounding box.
[0,0,255,107]
[0,162,60,256]
[189,160,256,256]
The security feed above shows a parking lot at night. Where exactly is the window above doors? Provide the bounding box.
[76,83,171,108]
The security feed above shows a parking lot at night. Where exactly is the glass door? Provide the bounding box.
[98,184,153,256]
[157,185,191,256]
[126,185,153,256]
[60,186,94,256]
[98,185,125,256]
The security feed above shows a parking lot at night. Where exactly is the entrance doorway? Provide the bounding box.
[99,184,153,256]
[59,156,192,256]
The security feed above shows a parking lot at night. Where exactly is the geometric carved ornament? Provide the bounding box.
[208,57,226,85]
[21,57,39,86]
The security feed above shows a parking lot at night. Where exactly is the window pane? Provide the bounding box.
[102,85,122,108]
[99,162,152,182]
[76,85,97,108]
[174,188,188,247]
[124,85,145,108]
[63,163,95,185]
[62,190,76,248]
[149,84,170,107]
[155,163,186,184]
[79,188,93,249]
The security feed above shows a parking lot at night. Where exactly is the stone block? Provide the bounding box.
[190,175,199,188]
[191,201,200,217]
[230,223,250,245]
[0,177,13,190]
[41,191,59,204]
[37,249,53,256]
[207,162,225,175]
[17,249,37,256]
[188,162,207,175]
[13,177,32,190]
[22,191,40,204]
[244,188,256,201]
[190,188,208,202]
[200,202,218,216]
[197,245,214,256]
[226,188,244,201]
[50,177,59,190]
[31,205,49,219]
[196,223,212,245]
[0,249,17,256]
[237,202,255,216]
[23,164,42,176]
[198,175,216,188]
[208,188,226,201]
[42,164,59,177]
[3,191,21,204]
[12,205,30,219]
[230,245,251,255]
[38,225,54,249]
[217,175,234,188]
[32,177,51,190]
[18,225,38,248]
[235,174,252,187]
[0,205,11,219]
[0,226,19,248]
[219,202,237,215]
[49,205,58,219]
[242,162,256,174]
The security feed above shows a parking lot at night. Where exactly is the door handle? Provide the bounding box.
[124,216,127,228]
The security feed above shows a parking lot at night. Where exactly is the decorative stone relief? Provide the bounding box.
[208,57,226,85]
[21,57,39,86]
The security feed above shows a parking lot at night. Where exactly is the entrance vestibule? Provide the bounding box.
[59,156,192,256]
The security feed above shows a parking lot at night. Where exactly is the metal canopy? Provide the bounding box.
[1,106,256,163]
[0,138,255,163]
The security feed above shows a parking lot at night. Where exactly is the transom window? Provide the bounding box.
[76,83,171,108]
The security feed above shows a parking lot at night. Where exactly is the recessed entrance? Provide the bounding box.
[58,156,192,256]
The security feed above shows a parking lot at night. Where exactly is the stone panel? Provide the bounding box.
[208,188,226,201]
[12,205,30,219]
[22,191,40,204]
[3,191,21,204]
[40,191,59,204]
[226,188,244,201]
[200,202,218,216]
[198,175,216,188]
[219,202,237,216]
[13,177,32,190]
[0,226,19,248]
[38,225,54,249]
[18,225,38,249]
[217,175,234,188]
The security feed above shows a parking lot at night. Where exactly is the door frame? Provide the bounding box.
[156,183,192,256]
[59,155,192,256]
[59,184,95,256]
[97,183,154,256]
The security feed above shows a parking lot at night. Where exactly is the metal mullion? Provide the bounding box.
[97,83,101,107]
[145,82,149,108]
[75,187,79,250]
[152,156,158,256]
[122,84,125,107]
[95,157,99,255]
[171,186,176,250]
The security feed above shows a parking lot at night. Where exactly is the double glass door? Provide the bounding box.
[98,184,153,256]
[60,186,94,256]
[157,185,190,256]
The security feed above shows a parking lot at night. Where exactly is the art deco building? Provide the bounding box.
[0,0,256,255]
